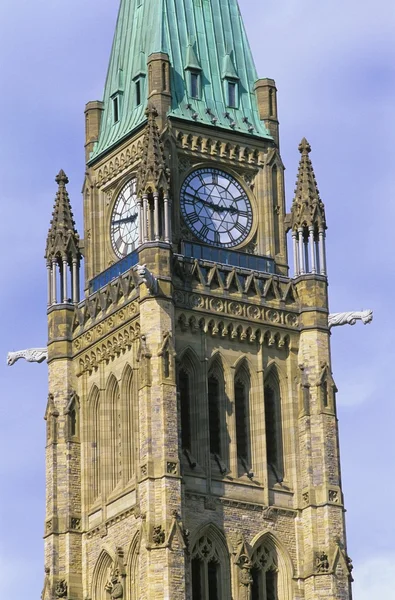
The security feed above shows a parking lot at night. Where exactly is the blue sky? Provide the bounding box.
[0,0,394,598]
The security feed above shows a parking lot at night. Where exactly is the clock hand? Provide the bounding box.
[112,214,138,226]
[200,199,239,214]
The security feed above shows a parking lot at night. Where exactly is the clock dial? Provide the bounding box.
[180,168,253,248]
[110,179,139,258]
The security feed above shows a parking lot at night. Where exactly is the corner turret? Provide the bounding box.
[289,139,327,276]
[45,170,82,306]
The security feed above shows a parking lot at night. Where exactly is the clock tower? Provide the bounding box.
[43,1,353,599]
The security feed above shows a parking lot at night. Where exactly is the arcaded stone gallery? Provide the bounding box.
[38,0,357,598]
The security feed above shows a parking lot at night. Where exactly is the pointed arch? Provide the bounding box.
[106,373,121,494]
[126,531,141,600]
[234,358,252,473]
[177,347,200,456]
[264,364,284,482]
[87,384,101,504]
[121,363,137,482]
[190,523,231,600]
[207,355,226,460]
[250,532,294,600]
[91,549,113,600]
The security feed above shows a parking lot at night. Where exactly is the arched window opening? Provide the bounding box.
[251,543,279,600]
[234,369,251,476]
[191,536,222,600]
[264,377,284,482]
[107,376,121,493]
[88,386,100,504]
[69,407,77,437]
[208,375,221,456]
[179,369,192,451]
[272,165,280,255]
[162,62,167,91]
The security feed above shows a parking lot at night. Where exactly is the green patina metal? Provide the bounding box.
[90,0,271,162]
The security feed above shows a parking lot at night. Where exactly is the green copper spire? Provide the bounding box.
[89,0,271,162]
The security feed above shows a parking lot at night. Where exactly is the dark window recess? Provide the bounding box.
[162,63,167,91]
[235,381,248,462]
[69,408,77,437]
[228,81,237,107]
[322,379,328,407]
[265,386,278,466]
[191,72,200,99]
[208,376,221,455]
[208,561,219,600]
[113,96,119,122]
[266,570,278,600]
[192,558,203,600]
[179,370,191,451]
[163,350,170,378]
[136,80,142,105]
[251,567,261,600]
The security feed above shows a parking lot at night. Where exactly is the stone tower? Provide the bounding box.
[43,1,353,599]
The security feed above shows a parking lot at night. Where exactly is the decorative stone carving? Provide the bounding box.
[315,551,330,573]
[105,547,125,599]
[328,490,339,503]
[167,461,177,474]
[7,348,48,366]
[55,579,68,598]
[136,264,158,295]
[152,525,165,546]
[328,309,373,329]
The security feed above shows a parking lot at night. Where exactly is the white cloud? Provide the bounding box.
[353,555,395,600]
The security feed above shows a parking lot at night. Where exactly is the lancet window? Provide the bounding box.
[191,535,223,600]
[234,365,251,472]
[251,542,279,600]
[208,375,221,457]
[179,368,192,452]
[264,373,284,482]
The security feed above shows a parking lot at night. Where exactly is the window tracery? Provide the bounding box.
[191,535,222,600]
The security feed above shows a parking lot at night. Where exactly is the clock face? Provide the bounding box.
[110,179,139,258]
[180,168,253,248]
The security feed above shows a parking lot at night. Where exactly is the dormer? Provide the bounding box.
[184,41,202,100]
[222,51,239,108]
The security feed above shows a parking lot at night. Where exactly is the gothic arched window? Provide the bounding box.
[208,375,221,456]
[234,364,251,474]
[88,385,101,504]
[107,375,121,493]
[264,372,284,482]
[179,368,192,452]
[251,543,279,600]
[191,535,223,600]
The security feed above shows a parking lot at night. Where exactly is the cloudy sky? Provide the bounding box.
[0,0,394,598]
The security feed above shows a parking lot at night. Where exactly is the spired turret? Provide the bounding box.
[289,139,327,276]
[45,170,82,305]
[136,106,171,244]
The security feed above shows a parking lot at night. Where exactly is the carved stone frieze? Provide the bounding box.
[96,136,144,189]
[73,273,139,333]
[174,126,265,168]
[176,311,292,348]
[174,291,298,329]
[76,321,140,376]
[173,256,299,306]
[86,508,135,539]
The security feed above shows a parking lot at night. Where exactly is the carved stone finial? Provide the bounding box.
[328,309,373,329]
[290,138,326,232]
[298,137,311,155]
[45,171,81,262]
[55,169,69,186]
